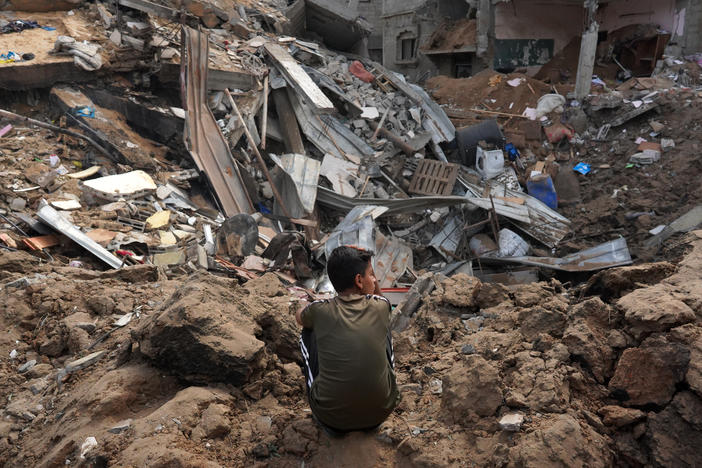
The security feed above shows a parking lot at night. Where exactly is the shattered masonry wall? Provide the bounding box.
[598,0,676,33]
[356,0,384,60]
[494,0,583,73]
[381,0,470,81]
[494,0,678,74]
[680,0,702,54]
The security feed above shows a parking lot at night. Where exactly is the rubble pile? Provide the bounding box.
[1,0,702,466]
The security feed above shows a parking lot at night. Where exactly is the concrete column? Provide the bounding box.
[575,0,599,100]
[574,22,599,100]
[477,0,490,56]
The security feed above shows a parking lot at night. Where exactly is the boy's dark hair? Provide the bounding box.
[327,246,374,293]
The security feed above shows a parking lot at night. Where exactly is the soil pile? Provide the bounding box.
[2,234,702,466]
[426,70,554,115]
[422,18,477,52]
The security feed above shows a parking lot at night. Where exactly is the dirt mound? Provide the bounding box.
[137,272,298,385]
[426,70,554,115]
[422,18,476,52]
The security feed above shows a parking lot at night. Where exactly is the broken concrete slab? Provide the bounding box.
[264,42,335,114]
[82,170,157,200]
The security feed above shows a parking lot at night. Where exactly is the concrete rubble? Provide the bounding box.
[1,0,702,466]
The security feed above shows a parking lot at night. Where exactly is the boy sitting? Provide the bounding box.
[296,246,400,434]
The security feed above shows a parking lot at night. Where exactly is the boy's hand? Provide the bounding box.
[373,278,382,296]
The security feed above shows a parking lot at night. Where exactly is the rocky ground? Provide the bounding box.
[1,223,702,466]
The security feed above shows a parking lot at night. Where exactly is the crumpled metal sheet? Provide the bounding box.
[286,87,374,160]
[183,26,252,217]
[463,179,571,248]
[37,203,122,269]
[484,237,632,272]
[323,205,386,259]
[430,216,463,259]
[270,153,321,218]
[324,215,375,260]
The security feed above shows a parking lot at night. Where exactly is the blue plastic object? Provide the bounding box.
[527,175,558,210]
[74,106,95,118]
[573,162,591,175]
[505,143,520,161]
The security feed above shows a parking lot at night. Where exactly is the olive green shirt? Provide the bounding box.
[301,294,400,430]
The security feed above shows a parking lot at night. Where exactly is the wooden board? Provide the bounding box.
[264,42,334,114]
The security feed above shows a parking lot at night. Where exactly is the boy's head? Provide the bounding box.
[327,246,376,295]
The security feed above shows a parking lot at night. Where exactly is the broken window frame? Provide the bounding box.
[396,30,418,64]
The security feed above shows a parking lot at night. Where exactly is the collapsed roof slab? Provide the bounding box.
[0,10,97,89]
[1,0,84,11]
[305,0,372,52]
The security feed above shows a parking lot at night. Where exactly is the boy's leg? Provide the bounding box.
[299,329,347,437]
[299,328,319,396]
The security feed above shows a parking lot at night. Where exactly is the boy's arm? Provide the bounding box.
[295,300,308,327]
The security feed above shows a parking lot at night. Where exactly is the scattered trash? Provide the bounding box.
[573,163,591,175]
[475,147,504,179]
[527,174,557,210]
[79,437,97,459]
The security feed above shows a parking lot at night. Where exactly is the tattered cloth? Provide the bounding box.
[1,20,40,34]
[51,35,102,71]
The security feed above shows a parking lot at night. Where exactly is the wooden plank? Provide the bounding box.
[23,235,61,250]
[264,42,335,114]
[272,88,305,154]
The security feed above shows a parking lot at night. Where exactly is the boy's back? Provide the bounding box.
[300,293,400,431]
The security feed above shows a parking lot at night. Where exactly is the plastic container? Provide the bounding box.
[527,174,558,210]
[498,228,529,258]
[475,147,504,179]
[455,120,505,166]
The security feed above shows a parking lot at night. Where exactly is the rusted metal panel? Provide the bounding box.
[182,26,252,217]
[408,159,459,196]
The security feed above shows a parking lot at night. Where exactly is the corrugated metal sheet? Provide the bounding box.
[286,87,375,160]
[316,186,468,216]
[375,231,413,288]
[463,179,570,248]
[183,27,252,217]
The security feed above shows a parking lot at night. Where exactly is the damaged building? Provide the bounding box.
[375,0,702,82]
